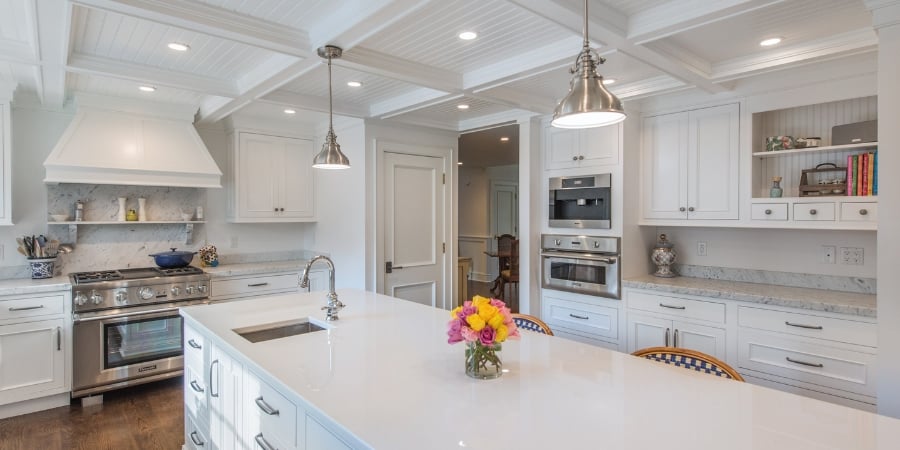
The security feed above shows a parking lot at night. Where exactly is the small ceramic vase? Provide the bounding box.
[651,234,677,278]
[770,176,783,198]
[117,197,127,221]
[138,198,147,221]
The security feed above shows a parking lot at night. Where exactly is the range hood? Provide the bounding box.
[44,94,222,188]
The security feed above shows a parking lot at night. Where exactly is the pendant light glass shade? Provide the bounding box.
[551,0,626,129]
[313,45,350,169]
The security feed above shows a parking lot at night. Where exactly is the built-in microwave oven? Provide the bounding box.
[549,174,611,229]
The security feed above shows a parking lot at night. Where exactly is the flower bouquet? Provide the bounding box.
[198,244,219,267]
[448,295,519,379]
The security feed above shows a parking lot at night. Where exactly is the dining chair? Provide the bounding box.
[490,234,516,297]
[512,313,554,336]
[498,239,519,307]
[631,347,745,381]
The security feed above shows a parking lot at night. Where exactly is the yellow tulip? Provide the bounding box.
[466,314,486,331]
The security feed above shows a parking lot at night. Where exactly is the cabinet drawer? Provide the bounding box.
[245,370,298,447]
[738,329,876,397]
[750,203,788,221]
[541,296,618,340]
[0,294,65,320]
[184,365,208,424]
[793,203,835,221]
[211,273,299,299]
[626,291,725,324]
[840,202,877,222]
[738,306,875,347]
[307,415,351,450]
[185,411,210,450]
[183,326,206,373]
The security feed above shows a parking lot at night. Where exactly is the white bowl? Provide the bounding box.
[50,214,69,222]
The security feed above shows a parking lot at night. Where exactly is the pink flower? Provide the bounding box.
[461,326,479,343]
[507,327,521,340]
[447,319,464,344]
[490,298,506,309]
[479,326,495,346]
[500,308,514,326]
[458,305,477,321]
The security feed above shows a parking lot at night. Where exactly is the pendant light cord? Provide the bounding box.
[327,51,334,133]
[582,0,589,51]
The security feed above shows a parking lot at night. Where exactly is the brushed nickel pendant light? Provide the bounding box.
[551,0,626,129]
[313,45,351,169]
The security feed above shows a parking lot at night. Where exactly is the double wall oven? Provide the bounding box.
[71,267,210,398]
[541,234,620,299]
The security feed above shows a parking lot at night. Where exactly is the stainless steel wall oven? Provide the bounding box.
[541,234,620,299]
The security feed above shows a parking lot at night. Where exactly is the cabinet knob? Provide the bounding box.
[679,207,686,212]
[572,156,578,161]
[280,207,285,212]
[809,209,817,215]
[765,209,772,215]
[859,209,868,216]
[274,208,278,212]
[688,207,695,212]
[578,155,584,160]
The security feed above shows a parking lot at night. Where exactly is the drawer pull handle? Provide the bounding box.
[665,328,670,347]
[859,209,868,216]
[809,209,817,215]
[659,303,686,310]
[187,339,202,349]
[247,282,270,287]
[209,360,219,398]
[568,313,589,320]
[786,357,823,368]
[764,209,772,215]
[189,380,205,393]
[9,305,44,311]
[56,327,61,351]
[254,433,276,450]
[673,329,679,347]
[785,321,823,330]
[190,431,205,446]
[255,397,280,416]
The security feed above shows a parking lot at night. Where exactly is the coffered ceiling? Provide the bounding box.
[0,0,879,130]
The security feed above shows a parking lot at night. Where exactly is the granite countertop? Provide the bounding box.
[0,276,72,296]
[624,275,876,318]
[201,259,312,278]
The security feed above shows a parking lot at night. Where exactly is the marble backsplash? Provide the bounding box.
[674,264,876,294]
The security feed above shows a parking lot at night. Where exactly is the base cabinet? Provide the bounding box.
[625,312,726,360]
[540,289,621,350]
[0,318,66,403]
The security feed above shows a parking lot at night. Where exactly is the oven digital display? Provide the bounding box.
[104,315,183,369]
[549,261,606,285]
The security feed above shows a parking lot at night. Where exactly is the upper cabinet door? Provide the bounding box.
[580,124,620,166]
[545,127,579,170]
[0,103,10,226]
[641,112,689,220]
[237,133,280,219]
[687,103,740,220]
[279,137,316,219]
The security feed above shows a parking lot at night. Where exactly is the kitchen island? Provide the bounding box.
[180,289,900,450]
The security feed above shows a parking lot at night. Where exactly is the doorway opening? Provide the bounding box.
[457,123,520,311]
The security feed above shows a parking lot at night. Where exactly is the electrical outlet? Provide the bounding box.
[821,245,836,264]
[840,247,864,265]
[697,241,708,256]
[230,236,239,248]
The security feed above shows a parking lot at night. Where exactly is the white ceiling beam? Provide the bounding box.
[376,92,464,119]
[259,90,368,118]
[67,52,239,97]
[628,0,785,44]
[711,28,878,81]
[611,75,688,100]
[71,0,311,57]
[33,0,72,108]
[469,86,555,114]
[463,39,579,92]
[506,0,727,94]
[338,47,462,93]
[369,87,457,118]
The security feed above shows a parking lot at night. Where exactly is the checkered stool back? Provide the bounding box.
[631,347,744,381]
[512,314,553,336]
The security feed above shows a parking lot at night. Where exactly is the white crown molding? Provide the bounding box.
[71,0,311,58]
[372,90,462,119]
[259,90,369,118]
[67,53,239,98]
[613,75,688,100]
[458,109,537,132]
[386,115,459,132]
[711,28,878,81]
[628,0,785,44]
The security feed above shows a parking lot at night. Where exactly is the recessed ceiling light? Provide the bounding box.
[458,31,477,41]
[138,86,156,92]
[500,136,510,142]
[759,37,782,47]
[602,78,616,85]
[457,104,470,110]
[284,109,296,114]
[347,81,363,87]
[167,42,190,52]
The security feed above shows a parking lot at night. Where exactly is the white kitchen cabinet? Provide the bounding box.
[228,131,316,222]
[210,269,327,302]
[0,101,10,225]
[540,289,621,350]
[544,124,620,170]
[624,290,727,360]
[641,103,739,221]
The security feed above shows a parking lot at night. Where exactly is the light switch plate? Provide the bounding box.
[821,245,836,264]
[697,241,707,256]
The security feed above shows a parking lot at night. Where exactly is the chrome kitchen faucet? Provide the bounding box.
[300,255,344,321]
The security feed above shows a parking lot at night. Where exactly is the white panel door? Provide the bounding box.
[581,123,620,166]
[490,181,518,238]
[626,313,670,353]
[280,137,316,219]
[673,320,727,361]
[642,112,689,220]
[0,318,65,404]
[384,152,446,309]
[238,133,279,219]
[687,103,740,220]
[545,127,579,170]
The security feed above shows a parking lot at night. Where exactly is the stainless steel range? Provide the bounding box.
[71,266,210,399]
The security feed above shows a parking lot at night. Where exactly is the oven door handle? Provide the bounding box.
[541,252,618,264]
[73,307,183,323]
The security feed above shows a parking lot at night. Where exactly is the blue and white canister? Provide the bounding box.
[29,257,56,279]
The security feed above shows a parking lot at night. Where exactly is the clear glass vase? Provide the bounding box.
[465,342,502,379]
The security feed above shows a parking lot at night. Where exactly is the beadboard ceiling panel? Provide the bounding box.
[362,0,581,73]
[280,65,426,106]
[190,0,336,30]
[663,0,871,63]
[392,96,513,123]
[67,73,203,106]
[601,0,670,16]
[71,6,274,81]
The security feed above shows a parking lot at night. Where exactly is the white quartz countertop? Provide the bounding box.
[624,275,876,317]
[0,276,71,296]
[201,259,311,278]
[181,289,899,450]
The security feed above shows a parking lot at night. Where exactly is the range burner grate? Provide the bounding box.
[158,266,204,276]
[72,271,123,284]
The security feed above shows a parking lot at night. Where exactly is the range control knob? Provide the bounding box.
[197,285,208,294]
[171,286,181,296]
[594,241,601,248]
[90,290,103,305]
[186,286,196,295]
[555,239,561,246]
[139,287,155,300]
[74,292,88,306]
[115,291,128,305]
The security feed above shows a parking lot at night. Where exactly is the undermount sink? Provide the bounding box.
[233,318,327,343]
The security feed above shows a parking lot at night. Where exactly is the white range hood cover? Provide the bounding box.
[44,94,222,188]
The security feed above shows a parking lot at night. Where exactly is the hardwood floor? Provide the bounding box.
[0,378,184,450]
